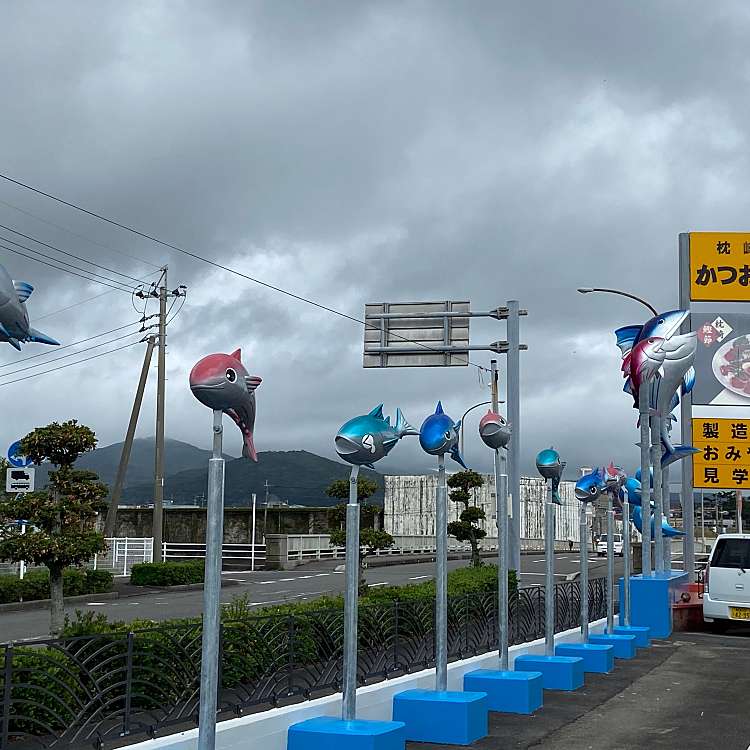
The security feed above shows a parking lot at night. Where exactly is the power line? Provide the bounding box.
[0,328,151,378]
[0,241,134,293]
[0,234,137,291]
[0,319,151,369]
[0,194,162,269]
[0,222,148,284]
[0,172,487,371]
[0,339,143,388]
[35,290,115,321]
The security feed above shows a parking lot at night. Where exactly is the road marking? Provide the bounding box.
[532,559,545,563]
[369,582,388,587]
[128,603,140,606]
[409,575,431,580]
[314,573,330,577]
[86,602,108,606]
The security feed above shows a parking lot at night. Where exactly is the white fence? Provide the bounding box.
[163,542,266,571]
[93,537,153,576]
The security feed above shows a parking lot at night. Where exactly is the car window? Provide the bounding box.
[600,535,607,542]
[711,539,750,570]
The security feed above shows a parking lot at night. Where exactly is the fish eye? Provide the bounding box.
[590,486,598,495]
[444,430,452,439]
[658,318,664,324]
[225,368,237,383]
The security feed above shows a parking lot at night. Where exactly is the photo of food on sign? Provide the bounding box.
[693,311,750,405]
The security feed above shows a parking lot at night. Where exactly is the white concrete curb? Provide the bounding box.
[125,617,607,750]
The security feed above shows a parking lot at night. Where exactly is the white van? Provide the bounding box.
[596,534,623,557]
[703,534,750,631]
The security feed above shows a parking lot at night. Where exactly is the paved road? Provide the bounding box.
[0,552,625,641]
[413,626,750,750]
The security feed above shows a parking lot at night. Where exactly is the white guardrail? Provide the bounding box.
[285,534,584,562]
[162,542,266,571]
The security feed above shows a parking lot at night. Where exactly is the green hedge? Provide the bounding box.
[130,560,205,586]
[0,568,113,604]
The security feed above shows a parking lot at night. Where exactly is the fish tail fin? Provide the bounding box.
[661,443,699,469]
[682,366,696,395]
[242,432,258,462]
[8,338,21,351]
[450,443,468,469]
[551,476,563,505]
[394,408,418,437]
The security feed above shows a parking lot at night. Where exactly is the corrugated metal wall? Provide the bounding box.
[384,474,582,543]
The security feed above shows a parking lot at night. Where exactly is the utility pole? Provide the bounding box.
[263,479,269,541]
[153,267,168,562]
[105,335,157,537]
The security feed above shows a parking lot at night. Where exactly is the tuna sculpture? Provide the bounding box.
[0,261,58,350]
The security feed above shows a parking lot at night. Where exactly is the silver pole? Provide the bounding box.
[490,360,510,670]
[251,493,257,572]
[545,483,555,656]
[435,453,448,691]
[579,503,588,641]
[701,490,706,553]
[678,232,696,581]
[622,499,631,626]
[342,465,360,721]
[197,410,225,750]
[662,464,671,571]
[606,492,615,632]
[19,522,26,580]
[639,385,652,576]
[652,418,664,573]
[507,300,522,575]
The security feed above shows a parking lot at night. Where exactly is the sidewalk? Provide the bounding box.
[410,629,750,750]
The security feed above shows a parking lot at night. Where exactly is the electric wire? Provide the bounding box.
[0,195,162,269]
[0,328,153,378]
[0,340,143,388]
[0,319,154,369]
[0,242,134,293]
[0,222,148,284]
[35,291,114,322]
[0,172,487,371]
[0,234,137,291]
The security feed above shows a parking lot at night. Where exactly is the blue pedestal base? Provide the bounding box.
[555,643,614,673]
[288,717,406,750]
[611,624,651,648]
[392,689,488,746]
[588,633,637,659]
[514,654,585,691]
[463,669,543,714]
[619,571,688,639]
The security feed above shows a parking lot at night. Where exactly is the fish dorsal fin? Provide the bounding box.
[384,416,391,426]
[231,348,242,361]
[245,375,262,392]
[682,366,696,395]
[368,404,384,419]
[435,401,444,415]
[614,325,642,356]
[454,419,462,431]
[13,281,33,303]
[395,408,418,436]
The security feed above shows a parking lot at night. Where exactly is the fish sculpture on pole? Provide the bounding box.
[0,261,59,350]
[189,349,262,461]
[418,401,467,468]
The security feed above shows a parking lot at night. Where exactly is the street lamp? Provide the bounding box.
[459,400,493,457]
[576,287,657,316]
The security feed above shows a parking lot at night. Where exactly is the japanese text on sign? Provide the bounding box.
[692,418,750,488]
[690,232,750,302]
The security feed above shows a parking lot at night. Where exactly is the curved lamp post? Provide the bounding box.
[459,400,493,457]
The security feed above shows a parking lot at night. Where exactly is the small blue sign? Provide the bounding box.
[7,441,32,468]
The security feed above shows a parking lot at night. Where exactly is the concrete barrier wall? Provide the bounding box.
[124,618,607,750]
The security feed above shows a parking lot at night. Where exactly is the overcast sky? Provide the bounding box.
[0,1,747,480]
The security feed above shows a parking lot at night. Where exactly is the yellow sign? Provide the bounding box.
[692,417,750,488]
[690,232,750,301]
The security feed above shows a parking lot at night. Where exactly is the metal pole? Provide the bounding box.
[606,492,615,631]
[622,499,631,626]
[435,453,448,691]
[197,410,225,750]
[105,336,156,537]
[737,489,743,535]
[507,300,521,575]
[652,418,664,573]
[342,465,360,721]
[701,490,706,553]
[490,360,510,670]
[678,233,696,580]
[251,493,257,572]
[639,384,652,576]
[19,523,26,580]
[545,482,555,656]
[662,464,671,571]
[153,267,168,562]
[579,503,589,641]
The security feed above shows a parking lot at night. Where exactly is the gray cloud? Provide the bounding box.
[0,1,748,479]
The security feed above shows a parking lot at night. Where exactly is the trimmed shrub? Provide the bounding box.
[0,568,114,604]
[130,560,204,587]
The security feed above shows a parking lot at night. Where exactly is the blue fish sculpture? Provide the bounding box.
[632,504,684,539]
[575,467,606,503]
[419,401,466,467]
[620,476,643,507]
[335,404,417,468]
[536,448,564,504]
